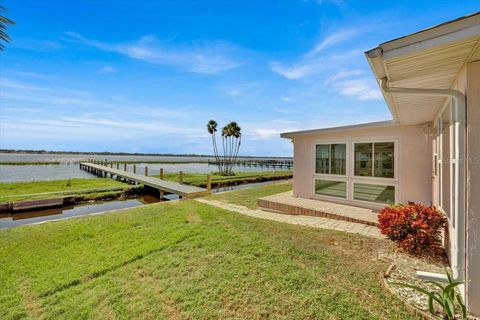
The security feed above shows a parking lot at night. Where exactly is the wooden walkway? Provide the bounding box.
[80,162,210,199]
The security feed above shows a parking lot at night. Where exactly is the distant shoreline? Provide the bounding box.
[0,149,292,159]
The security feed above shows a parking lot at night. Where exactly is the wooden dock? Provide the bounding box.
[80,162,210,199]
[207,159,293,169]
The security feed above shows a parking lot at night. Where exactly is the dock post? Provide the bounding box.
[145,166,148,176]
[206,174,212,191]
[179,171,183,183]
[159,190,164,199]
[110,163,113,168]
[160,168,164,180]
[133,165,136,174]
[124,163,127,171]
[116,163,119,169]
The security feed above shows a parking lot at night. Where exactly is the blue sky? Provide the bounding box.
[1,1,478,156]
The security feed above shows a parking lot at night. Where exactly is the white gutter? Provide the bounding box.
[381,77,466,282]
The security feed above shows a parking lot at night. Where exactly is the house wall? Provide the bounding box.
[465,60,480,315]
[292,124,432,206]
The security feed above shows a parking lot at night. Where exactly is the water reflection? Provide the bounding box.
[0,180,289,229]
[0,199,146,229]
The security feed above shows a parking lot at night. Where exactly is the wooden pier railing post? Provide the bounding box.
[206,174,212,191]
[124,163,127,171]
[116,163,119,169]
[179,171,183,183]
[160,168,164,180]
[145,166,148,176]
[133,165,136,174]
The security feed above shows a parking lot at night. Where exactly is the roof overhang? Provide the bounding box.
[280,120,397,139]
[366,12,480,125]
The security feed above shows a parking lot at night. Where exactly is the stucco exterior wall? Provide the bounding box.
[292,124,432,206]
[465,60,480,315]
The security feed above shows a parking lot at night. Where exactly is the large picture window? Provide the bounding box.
[354,142,394,178]
[315,144,346,175]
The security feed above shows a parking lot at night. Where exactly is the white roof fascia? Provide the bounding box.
[280,120,398,139]
[383,24,480,60]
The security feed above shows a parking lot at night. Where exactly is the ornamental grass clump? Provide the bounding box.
[378,202,446,255]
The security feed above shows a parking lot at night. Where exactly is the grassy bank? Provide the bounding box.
[208,181,292,209]
[0,161,61,165]
[0,191,415,319]
[111,160,207,164]
[0,178,131,203]
[156,170,293,187]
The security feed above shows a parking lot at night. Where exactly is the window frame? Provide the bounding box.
[311,138,399,207]
[313,141,348,178]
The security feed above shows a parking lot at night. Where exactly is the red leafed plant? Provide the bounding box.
[378,202,447,255]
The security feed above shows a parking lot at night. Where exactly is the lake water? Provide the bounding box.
[0,153,292,182]
[0,180,288,229]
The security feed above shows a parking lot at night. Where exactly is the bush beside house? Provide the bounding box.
[378,202,446,256]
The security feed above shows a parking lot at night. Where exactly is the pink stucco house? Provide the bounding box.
[280,13,480,316]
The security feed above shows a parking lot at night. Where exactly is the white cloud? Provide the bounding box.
[64,32,243,75]
[334,79,382,100]
[325,69,364,83]
[253,128,283,140]
[271,61,321,80]
[97,66,116,74]
[307,29,357,56]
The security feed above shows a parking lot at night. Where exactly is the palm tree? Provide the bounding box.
[206,120,222,172]
[221,123,231,174]
[230,122,242,173]
[0,5,15,51]
[207,120,242,175]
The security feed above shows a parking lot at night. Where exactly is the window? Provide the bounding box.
[354,142,394,178]
[315,144,346,175]
[315,180,347,198]
[353,183,395,203]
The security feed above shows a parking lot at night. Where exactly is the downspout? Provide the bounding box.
[380,77,466,282]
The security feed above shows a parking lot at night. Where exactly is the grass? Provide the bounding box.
[208,181,293,209]
[156,170,293,188]
[0,192,416,319]
[111,160,207,164]
[0,162,61,165]
[0,178,129,203]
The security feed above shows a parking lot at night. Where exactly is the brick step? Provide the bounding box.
[257,192,379,227]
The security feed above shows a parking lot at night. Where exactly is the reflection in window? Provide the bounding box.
[353,183,395,203]
[331,144,346,175]
[315,144,346,175]
[354,143,372,176]
[374,142,394,178]
[315,145,329,174]
[354,142,395,178]
[315,180,347,198]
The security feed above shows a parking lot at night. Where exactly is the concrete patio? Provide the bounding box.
[257,191,379,226]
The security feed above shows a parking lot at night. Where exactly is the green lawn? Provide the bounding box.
[0,178,129,203]
[0,191,416,319]
[208,181,293,209]
[156,170,292,187]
